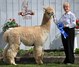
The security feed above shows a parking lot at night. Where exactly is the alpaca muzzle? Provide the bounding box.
[48,12,54,18]
[51,12,55,18]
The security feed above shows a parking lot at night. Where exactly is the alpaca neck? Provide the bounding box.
[41,14,51,31]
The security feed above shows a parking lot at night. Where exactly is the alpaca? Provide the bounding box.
[3,7,54,65]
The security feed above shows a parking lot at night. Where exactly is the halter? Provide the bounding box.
[47,12,55,18]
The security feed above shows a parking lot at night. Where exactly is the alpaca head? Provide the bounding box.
[44,7,55,19]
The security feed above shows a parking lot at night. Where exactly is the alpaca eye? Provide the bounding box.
[47,12,50,15]
[51,12,54,15]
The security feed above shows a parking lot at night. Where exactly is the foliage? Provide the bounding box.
[17,49,26,56]
[17,49,65,57]
[44,50,65,56]
[0,49,3,57]
[76,19,79,29]
[27,48,33,53]
[17,48,33,57]
[75,48,79,54]
[0,49,3,54]
[2,19,19,32]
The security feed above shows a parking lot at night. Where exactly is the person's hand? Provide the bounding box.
[64,24,69,27]
[64,24,67,27]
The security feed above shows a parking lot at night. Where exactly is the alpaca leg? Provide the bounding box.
[34,46,44,64]
[8,44,20,65]
[3,44,9,63]
[6,48,17,65]
[3,44,20,65]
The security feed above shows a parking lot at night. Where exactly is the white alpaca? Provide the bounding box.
[3,7,54,65]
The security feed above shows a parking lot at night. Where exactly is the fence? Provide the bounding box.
[0,0,79,50]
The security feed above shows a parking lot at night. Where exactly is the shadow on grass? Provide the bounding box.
[0,59,79,67]
[0,57,36,65]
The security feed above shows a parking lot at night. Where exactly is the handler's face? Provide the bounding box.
[63,5,70,13]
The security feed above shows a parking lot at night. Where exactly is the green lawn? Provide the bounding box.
[0,63,79,67]
[0,49,79,67]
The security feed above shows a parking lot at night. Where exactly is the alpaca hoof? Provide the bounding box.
[39,61,43,65]
[11,63,17,65]
[38,62,43,65]
[13,63,17,65]
[36,61,43,65]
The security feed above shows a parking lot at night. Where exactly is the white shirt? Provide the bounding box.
[59,11,76,28]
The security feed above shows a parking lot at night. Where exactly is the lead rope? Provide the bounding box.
[53,15,68,39]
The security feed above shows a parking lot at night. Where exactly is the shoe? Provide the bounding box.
[66,63,74,65]
[66,63,72,65]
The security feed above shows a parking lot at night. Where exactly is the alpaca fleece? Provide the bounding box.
[3,7,54,65]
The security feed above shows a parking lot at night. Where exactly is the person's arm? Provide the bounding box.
[65,13,76,28]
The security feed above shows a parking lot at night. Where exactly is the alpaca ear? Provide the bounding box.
[43,7,46,12]
[43,8,46,10]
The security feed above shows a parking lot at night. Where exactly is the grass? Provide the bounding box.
[0,49,79,67]
[0,63,79,67]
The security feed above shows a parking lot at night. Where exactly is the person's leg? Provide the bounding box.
[67,28,75,63]
[61,27,70,64]
[61,33,68,63]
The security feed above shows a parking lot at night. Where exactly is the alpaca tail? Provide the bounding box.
[3,31,9,43]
